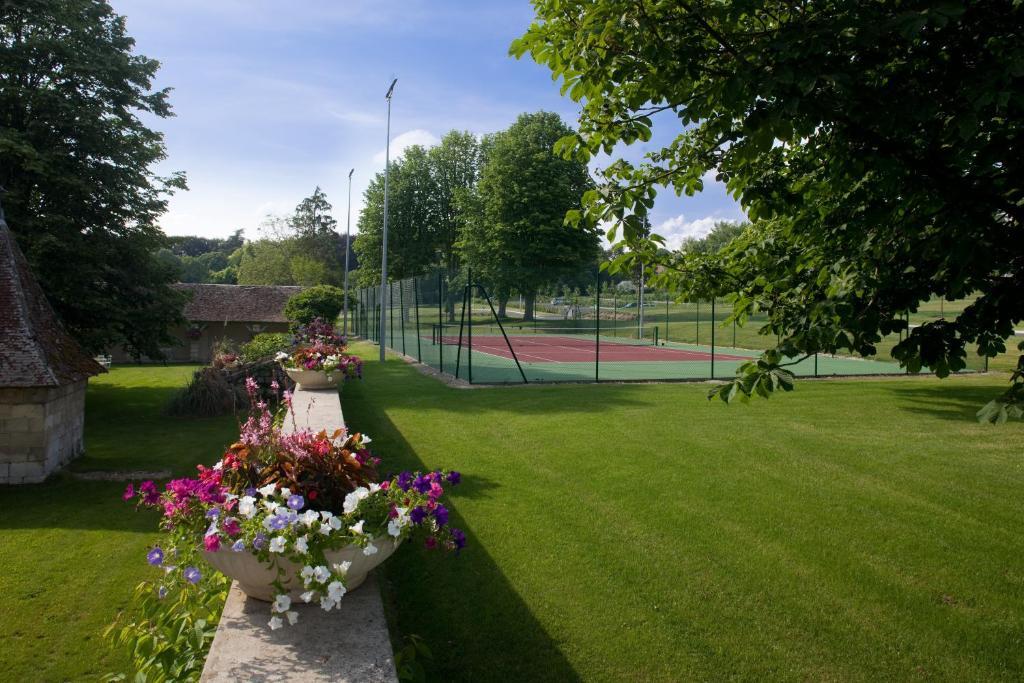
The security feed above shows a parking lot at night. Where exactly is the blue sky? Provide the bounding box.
[112,0,745,248]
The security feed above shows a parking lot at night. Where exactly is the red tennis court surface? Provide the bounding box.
[437,334,751,363]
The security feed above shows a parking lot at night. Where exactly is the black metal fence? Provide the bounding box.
[352,270,940,385]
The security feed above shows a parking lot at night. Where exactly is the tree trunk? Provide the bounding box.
[497,295,508,319]
[524,293,536,321]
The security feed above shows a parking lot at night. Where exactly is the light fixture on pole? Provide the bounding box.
[378,77,397,362]
[342,167,354,338]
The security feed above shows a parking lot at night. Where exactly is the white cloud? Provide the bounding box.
[655,215,719,251]
[372,129,441,164]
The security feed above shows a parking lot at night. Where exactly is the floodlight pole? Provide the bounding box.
[378,78,397,362]
[638,262,645,338]
[342,168,354,338]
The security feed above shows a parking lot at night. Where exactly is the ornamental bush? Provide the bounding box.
[240,332,293,363]
[284,285,347,327]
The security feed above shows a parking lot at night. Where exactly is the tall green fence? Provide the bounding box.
[352,270,972,385]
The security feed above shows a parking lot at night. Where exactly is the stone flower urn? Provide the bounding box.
[283,367,339,390]
[204,537,399,602]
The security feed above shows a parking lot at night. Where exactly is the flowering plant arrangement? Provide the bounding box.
[124,379,464,629]
[275,318,362,379]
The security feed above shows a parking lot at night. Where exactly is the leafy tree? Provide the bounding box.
[461,111,600,320]
[237,239,295,285]
[681,221,749,255]
[1,0,187,356]
[354,146,438,286]
[284,285,347,326]
[514,1,1024,416]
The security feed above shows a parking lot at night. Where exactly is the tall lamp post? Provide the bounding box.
[379,77,397,362]
[342,168,354,338]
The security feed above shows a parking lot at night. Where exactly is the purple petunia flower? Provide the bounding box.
[244,487,258,497]
[287,494,305,511]
[433,504,449,527]
[140,480,160,505]
[231,540,245,552]
[158,586,168,599]
[446,471,461,485]
[412,475,431,494]
[269,515,288,531]
[409,506,427,525]
[451,528,467,551]
[205,508,220,519]
[122,483,135,501]
[396,471,413,492]
[184,566,201,584]
[147,547,164,566]
[253,533,267,550]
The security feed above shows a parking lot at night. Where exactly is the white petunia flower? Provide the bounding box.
[387,519,403,538]
[363,542,379,556]
[361,434,372,445]
[300,590,316,603]
[272,594,291,613]
[262,498,279,513]
[269,536,287,553]
[328,516,342,531]
[320,596,337,612]
[343,487,370,514]
[301,510,319,527]
[300,566,315,584]
[238,496,257,518]
[268,616,283,630]
[275,351,289,361]
[349,520,365,535]
[369,483,381,493]
[258,483,277,498]
[312,565,331,583]
[280,487,291,498]
[294,536,309,554]
[286,610,299,625]
[327,581,346,601]
[332,561,352,575]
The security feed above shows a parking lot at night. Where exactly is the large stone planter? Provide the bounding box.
[283,367,338,390]
[204,537,399,602]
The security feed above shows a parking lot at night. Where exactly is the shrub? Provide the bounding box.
[241,332,293,363]
[284,285,346,327]
[165,367,248,417]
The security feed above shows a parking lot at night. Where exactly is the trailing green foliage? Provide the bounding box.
[514,0,1024,416]
[103,575,230,683]
[240,332,293,363]
[284,285,346,327]
[394,634,434,683]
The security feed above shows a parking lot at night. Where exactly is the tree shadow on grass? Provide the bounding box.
[346,357,651,420]
[343,381,582,683]
[888,381,1013,422]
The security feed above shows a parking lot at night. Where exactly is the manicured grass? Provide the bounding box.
[340,343,1024,681]
[0,365,237,682]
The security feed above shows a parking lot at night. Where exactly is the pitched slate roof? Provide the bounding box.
[0,217,106,387]
[175,283,303,323]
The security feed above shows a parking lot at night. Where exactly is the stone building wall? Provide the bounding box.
[111,322,292,364]
[0,379,87,484]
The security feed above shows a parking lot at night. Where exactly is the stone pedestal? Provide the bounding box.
[0,379,88,484]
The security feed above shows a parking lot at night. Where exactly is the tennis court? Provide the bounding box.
[356,272,911,385]
[418,324,905,383]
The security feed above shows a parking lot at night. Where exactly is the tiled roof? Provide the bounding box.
[0,218,106,387]
[176,283,303,323]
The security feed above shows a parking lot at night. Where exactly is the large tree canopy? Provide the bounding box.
[459,111,600,319]
[513,1,1024,418]
[1,0,186,357]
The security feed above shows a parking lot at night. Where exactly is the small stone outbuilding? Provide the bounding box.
[0,215,105,484]
[111,283,302,364]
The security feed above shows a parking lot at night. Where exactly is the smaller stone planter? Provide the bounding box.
[283,367,339,390]
[204,537,399,602]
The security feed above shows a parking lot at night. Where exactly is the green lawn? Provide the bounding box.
[339,343,1024,682]
[0,365,237,682]
[2,356,1023,681]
